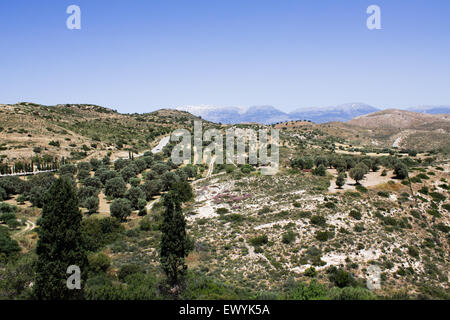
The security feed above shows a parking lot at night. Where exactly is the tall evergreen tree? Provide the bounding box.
[34,177,87,300]
[159,190,191,288]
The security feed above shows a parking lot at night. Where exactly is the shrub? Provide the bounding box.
[315,231,331,242]
[377,191,389,198]
[282,230,296,244]
[329,268,354,288]
[88,252,111,273]
[0,187,6,201]
[216,208,229,215]
[118,264,143,282]
[59,164,77,176]
[304,266,317,278]
[407,246,419,258]
[249,235,268,247]
[353,223,365,232]
[430,192,446,202]
[110,198,132,221]
[418,186,429,195]
[349,210,362,220]
[324,202,336,209]
[329,287,376,300]
[310,215,326,226]
[140,216,152,231]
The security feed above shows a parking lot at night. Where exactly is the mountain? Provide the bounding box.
[405,105,450,114]
[289,103,379,124]
[176,103,379,124]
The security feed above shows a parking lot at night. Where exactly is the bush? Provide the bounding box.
[282,230,296,244]
[377,191,389,198]
[118,264,143,282]
[430,192,446,202]
[310,215,326,226]
[140,216,152,231]
[407,246,419,258]
[0,202,17,215]
[59,164,77,176]
[216,208,229,215]
[0,230,21,258]
[418,186,429,195]
[88,252,111,273]
[329,268,354,288]
[249,235,268,247]
[329,287,376,300]
[110,198,132,222]
[315,231,331,242]
[304,266,317,278]
[0,187,6,201]
[349,210,362,220]
[324,202,336,209]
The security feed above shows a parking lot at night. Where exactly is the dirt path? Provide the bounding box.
[14,219,35,238]
[206,156,216,178]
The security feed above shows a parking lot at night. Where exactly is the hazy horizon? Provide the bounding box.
[1,0,450,113]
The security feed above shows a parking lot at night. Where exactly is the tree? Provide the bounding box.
[35,177,87,299]
[125,186,146,209]
[110,198,132,222]
[349,163,368,185]
[160,190,192,288]
[394,162,408,180]
[170,181,193,203]
[140,179,163,200]
[120,165,137,183]
[105,177,127,198]
[314,156,328,168]
[312,164,326,176]
[59,164,77,177]
[137,198,147,216]
[336,172,346,189]
[83,196,99,214]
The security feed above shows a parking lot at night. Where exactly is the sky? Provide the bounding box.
[0,0,449,113]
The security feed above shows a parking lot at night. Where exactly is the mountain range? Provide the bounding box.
[176,103,450,124]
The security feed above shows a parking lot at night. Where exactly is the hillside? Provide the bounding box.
[0,102,202,165]
[348,109,450,130]
[0,102,449,301]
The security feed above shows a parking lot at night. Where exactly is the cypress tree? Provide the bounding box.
[34,177,87,300]
[159,191,191,288]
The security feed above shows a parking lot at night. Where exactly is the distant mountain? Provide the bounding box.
[405,105,450,114]
[176,103,379,124]
[289,103,379,124]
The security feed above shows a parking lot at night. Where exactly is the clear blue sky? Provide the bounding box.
[1,0,449,113]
